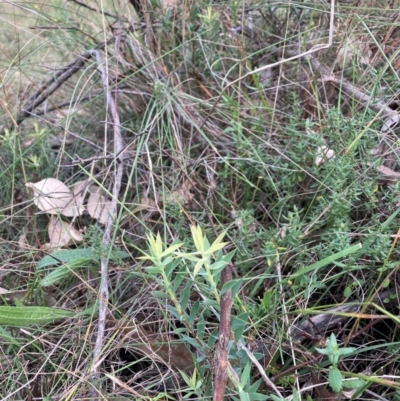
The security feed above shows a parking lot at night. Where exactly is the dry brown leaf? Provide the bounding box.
[43,216,83,251]
[87,192,115,224]
[26,178,79,217]
[337,36,372,66]
[132,196,158,214]
[376,165,400,180]
[162,0,178,10]
[381,113,400,134]
[165,179,194,204]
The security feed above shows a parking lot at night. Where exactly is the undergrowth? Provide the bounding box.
[1,0,400,400]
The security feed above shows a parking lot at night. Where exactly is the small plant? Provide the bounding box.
[140,226,269,400]
[316,333,355,393]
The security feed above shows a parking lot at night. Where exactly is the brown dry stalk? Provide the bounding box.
[213,263,232,401]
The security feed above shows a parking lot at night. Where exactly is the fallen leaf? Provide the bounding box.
[87,192,115,224]
[376,165,400,180]
[381,113,400,134]
[337,36,372,66]
[165,179,194,204]
[131,196,158,214]
[43,216,83,251]
[26,178,79,217]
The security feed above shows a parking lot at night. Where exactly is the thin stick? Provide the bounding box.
[88,28,125,396]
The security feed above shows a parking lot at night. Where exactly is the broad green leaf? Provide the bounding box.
[0,306,74,327]
[342,378,367,389]
[38,248,129,270]
[329,366,343,393]
[40,264,77,287]
[38,249,97,269]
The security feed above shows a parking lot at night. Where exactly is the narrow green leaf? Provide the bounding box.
[151,291,170,299]
[191,225,204,253]
[171,273,184,292]
[160,242,183,258]
[188,299,200,325]
[246,393,267,401]
[146,265,162,274]
[179,286,191,311]
[338,347,356,357]
[208,260,228,271]
[289,243,362,278]
[220,279,242,296]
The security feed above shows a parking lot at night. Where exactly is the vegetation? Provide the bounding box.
[1,0,400,399]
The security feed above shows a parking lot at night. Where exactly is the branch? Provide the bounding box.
[88,30,125,398]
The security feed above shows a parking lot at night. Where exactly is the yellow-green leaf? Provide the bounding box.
[160,242,183,258]
[191,225,204,253]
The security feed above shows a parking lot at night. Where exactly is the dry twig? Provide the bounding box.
[88,30,126,398]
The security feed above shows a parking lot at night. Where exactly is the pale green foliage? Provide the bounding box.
[316,333,357,393]
[141,226,267,400]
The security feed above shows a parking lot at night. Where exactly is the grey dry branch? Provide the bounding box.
[88,41,126,397]
[4,50,95,133]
